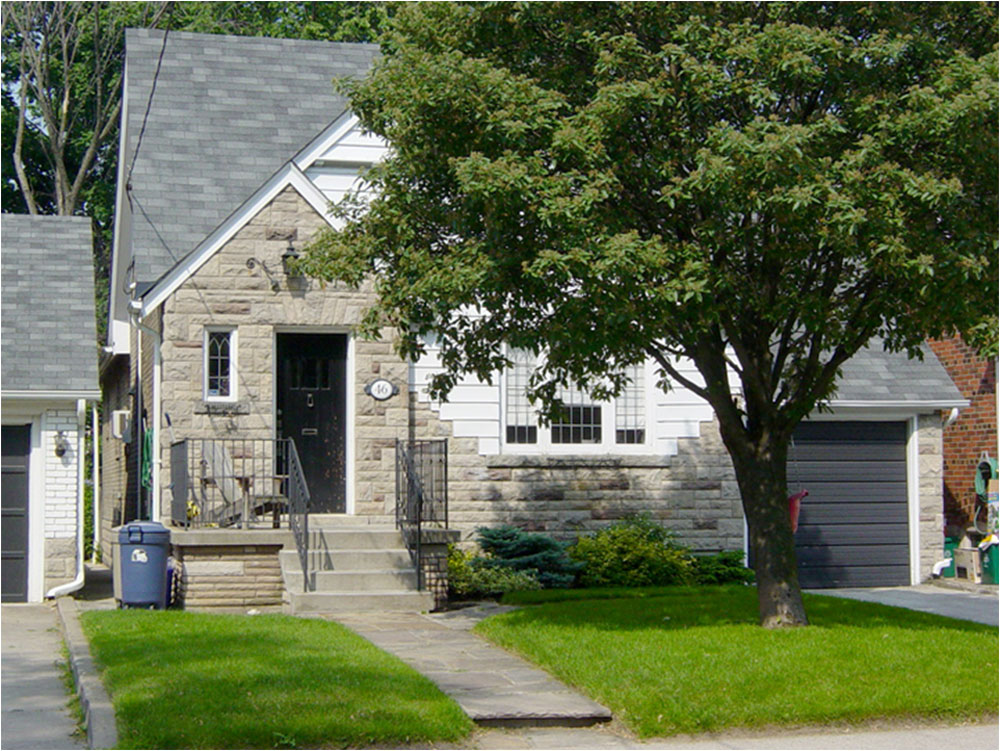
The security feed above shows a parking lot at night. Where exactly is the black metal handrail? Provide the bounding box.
[395,439,448,590]
[285,438,311,591]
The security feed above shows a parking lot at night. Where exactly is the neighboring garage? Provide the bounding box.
[790,421,909,588]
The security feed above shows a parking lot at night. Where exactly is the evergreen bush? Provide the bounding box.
[475,525,582,588]
[447,545,541,599]
[570,515,693,587]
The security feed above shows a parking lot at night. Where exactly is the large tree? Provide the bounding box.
[303,2,998,626]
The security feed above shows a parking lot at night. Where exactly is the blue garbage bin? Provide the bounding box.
[117,522,171,609]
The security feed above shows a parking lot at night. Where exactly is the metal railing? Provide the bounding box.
[395,438,448,589]
[169,438,311,589]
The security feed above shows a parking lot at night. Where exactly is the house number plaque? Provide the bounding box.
[365,378,398,401]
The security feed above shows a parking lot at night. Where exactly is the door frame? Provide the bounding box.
[273,327,356,515]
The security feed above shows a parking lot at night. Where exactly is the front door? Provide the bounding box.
[277,334,348,513]
[2,424,31,602]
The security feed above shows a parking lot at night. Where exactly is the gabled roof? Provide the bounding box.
[1,215,99,397]
[831,342,966,408]
[123,29,378,285]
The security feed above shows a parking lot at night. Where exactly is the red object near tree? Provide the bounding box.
[788,490,809,533]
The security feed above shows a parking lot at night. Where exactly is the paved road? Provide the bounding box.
[807,584,999,626]
[1,603,85,750]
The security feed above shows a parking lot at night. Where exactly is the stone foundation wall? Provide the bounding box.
[171,531,288,611]
[918,414,946,580]
[44,537,77,594]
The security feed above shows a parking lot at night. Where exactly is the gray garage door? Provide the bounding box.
[2,424,31,602]
[789,421,909,588]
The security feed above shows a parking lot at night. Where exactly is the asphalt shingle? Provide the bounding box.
[834,341,964,405]
[124,29,378,286]
[1,215,99,394]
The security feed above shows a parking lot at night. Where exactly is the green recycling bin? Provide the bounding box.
[981,542,998,586]
[943,536,959,578]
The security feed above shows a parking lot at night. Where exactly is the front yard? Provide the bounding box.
[80,610,472,749]
[479,586,999,737]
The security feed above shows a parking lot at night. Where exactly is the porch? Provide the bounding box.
[165,437,457,612]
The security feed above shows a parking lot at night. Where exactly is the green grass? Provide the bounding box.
[476,586,999,738]
[80,610,473,749]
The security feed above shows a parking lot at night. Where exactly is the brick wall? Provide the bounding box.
[927,337,998,528]
[43,408,80,591]
[100,355,131,562]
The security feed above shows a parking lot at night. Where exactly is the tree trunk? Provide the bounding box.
[729,437,810,628]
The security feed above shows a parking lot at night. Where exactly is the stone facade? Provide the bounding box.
[918,413,946,577]
[171,531,287,611]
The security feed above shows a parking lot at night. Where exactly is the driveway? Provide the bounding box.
[1,603,86,750]
[806,584,998,626]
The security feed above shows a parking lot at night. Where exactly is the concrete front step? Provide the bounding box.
[285,568,419,592]
[279,548,414,571]
[309,514,396,528]
[289,590,434,613]
[308,529,405,550]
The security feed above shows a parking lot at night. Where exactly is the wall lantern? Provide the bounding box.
[54,430,70,458]
[245,257,280,291]
[281,240,301,275]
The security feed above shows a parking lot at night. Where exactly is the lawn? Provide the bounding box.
[80,610,473,749]
[477,585,999,737]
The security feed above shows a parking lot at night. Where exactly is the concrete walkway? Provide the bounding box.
[1,603,85,750]
[807,584,999,626]
[331,604,612,726]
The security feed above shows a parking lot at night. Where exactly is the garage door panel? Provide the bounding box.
[796,523,909,545]
[800,504,907,525]
[790,461,907,482]
[796,543,909,567]
[799,483,908,502]
[790,444,906,462]
[794,421,907,443]
[2,424,30,602]
[800,565,910,589]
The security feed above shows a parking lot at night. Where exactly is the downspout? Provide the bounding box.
[133,312,163,523]
[92,403,100,563]
[46,399,89,598]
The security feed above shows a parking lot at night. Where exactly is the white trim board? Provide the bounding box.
[139,162,336,317]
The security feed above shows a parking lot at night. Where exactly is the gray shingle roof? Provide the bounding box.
[124,29,378,285]
[2,215,99,394]
[832,342,964,405]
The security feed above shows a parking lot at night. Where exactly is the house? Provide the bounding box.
[101,29,968,611]
[2,215,100,602]
[926,337,998,533]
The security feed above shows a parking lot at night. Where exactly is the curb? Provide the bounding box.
[56,598,118,750]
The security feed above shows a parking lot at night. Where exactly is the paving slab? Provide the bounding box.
[807,584,998,626]
[331,604,612,727]
[1,603,86,750]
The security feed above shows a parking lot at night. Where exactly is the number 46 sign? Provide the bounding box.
[364,378,398,401]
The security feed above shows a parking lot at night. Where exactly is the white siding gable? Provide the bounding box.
[302,117,388,205]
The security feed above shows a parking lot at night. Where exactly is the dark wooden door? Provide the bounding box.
[790,421,909,588]
[277,334,348,513]
[2,424,31,602]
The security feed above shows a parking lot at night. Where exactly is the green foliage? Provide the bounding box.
[447,545,541,599]
[476,588,999,737]
[690,551,755,585]
[303,2,997,623]
[476,525,582,588]
[570,516,693,587]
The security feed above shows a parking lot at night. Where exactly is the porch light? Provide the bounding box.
[54,430,70,457]
[281,240,301,275]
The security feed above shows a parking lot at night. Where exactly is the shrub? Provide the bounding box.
[570,515,693,587]
[447,545,541,599]
[691,550,756,584]
[475,525,582,588]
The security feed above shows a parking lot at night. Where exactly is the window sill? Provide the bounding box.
[195,401,250,415]
[485,454,674,469]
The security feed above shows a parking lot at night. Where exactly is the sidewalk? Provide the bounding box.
[1,603,85,750]
[331,604,612,726]
[807,583,999,626]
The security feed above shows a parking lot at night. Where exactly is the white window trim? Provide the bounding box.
[500,355,656,456]
[203,327,238,402]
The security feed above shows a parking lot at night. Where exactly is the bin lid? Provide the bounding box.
[118,521,170,544]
